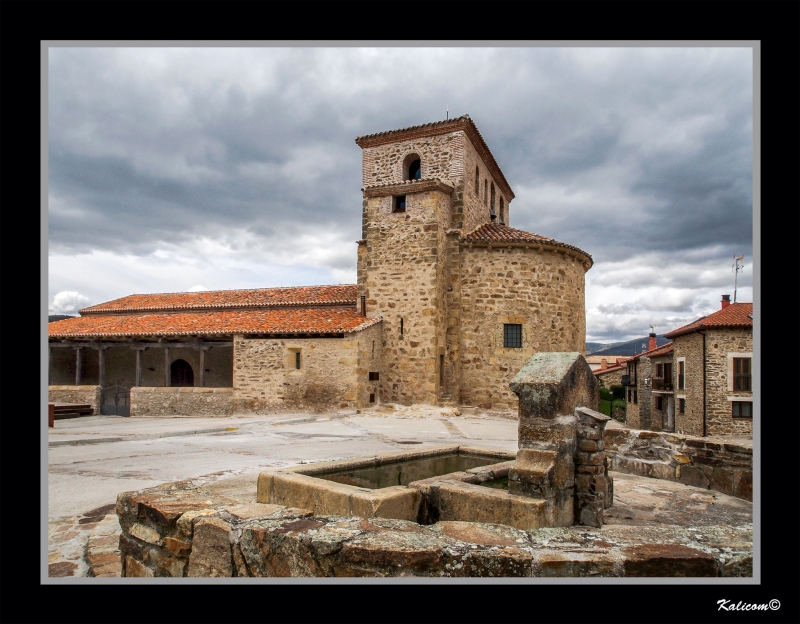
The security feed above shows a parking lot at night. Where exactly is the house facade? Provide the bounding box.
[48,115,594,416]
[665,296,753,437]
[620,296,753,437]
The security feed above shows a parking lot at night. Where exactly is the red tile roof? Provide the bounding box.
[629,342,674,361]
[48,307,380,339]
[80,284,358,315]
[664,303,753,339]
[594,363,626,376]
[460,224,593,265]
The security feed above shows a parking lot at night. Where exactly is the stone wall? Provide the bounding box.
[118,479,751,577]
[595,366,624,388]
[356,321,383,406]
[461,138,510,232]
[604,426,752,501]
[458,246,587,410]
[130,387,234,417]
[672,332,705,436]
[360,131,464,188]
[647,352,673,431]
[232,335,359,413]
[360,189,452,405]
[705,328,753,437]
[48,385,101,413]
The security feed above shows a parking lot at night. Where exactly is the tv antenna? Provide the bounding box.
[446,104,449,120]
[732,254,745,303]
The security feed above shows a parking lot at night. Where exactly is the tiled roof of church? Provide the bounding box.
[460,224,593,264]
[664,303,753,338]
[79,284,358,315]
[48,307,381,338]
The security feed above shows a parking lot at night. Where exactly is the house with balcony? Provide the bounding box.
[664,295,753,437]
[620,334,674,431]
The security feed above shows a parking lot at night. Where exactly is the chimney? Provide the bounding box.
[361,295,366,317]
[721,294,731,309]
[648,332,657,352]
[601,358,607,370]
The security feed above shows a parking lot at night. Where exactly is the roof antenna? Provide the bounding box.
[732,254,744,303]
[446,105,449,120]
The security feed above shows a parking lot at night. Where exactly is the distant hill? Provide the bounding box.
[588,335,671,357]
[49,315,76,323]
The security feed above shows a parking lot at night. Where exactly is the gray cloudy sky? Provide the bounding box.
[47,45,754,343]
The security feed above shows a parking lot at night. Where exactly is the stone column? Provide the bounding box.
[574,406,613,527]
[508,352,601,528]
[133,347,147,387]
[75,347,83,386]
[98,346,107,389]
[199,348,207,388]
[164,347,171,387]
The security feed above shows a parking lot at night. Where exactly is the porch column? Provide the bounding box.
[133,347,147,387]
[199,349,206,387]
[98,346,107,389]
[164,347,171,387]
[75,347,83,386]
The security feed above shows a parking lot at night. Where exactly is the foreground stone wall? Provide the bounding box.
[672,332,704,436]
[117,479,752,577]
[48,385,101,414]
[233,335,359,413]
[459,247,588,410]
[130,388,233,417]
[604,426,752,501]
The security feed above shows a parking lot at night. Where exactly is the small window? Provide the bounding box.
[295,352,301,370]
[499,197,505,223]
[503,324,522,348]
[627,389,632,403]
[732,401,752,418]
[655,396,663,410]
[408,159,421,180]
[475,167,479,195]
[400,317,404,336]
[633,389,638,404]
[655,363,663,378]
[679,398,686,414]
[369,372,379,381]
[733,357,751,391]
[678,361,685,390]
[490,183,496,212]
[369,393,376,403]
[393,195,406,213]
[484,180,488,205]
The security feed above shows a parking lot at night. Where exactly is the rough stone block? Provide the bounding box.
[130,523,163,546]
[622,544,718,577]
[350,486,420,521]
[124,556,153,577]
[536,551,618,577]
[187,517,233,577]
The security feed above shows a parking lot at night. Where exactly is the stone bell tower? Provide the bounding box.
[355,116,515,405]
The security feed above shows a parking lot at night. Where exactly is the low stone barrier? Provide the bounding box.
[117,480,752,577]
[48,385,101,414]
[130,387,234,417]
[604,427,752,501]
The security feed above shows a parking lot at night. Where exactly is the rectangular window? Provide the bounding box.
[393,195,406,213]
[633,389,638,404]
[655,363,663,378]
[295,352,301,370]
[678,360,685,390]
[503,324,522,348]
[368,372,379,381]
[733,358,751,391]
[627,389,632,403]
[655,396,663,410]
[732,401,752,418]
[679,398,685,413]
[369,393,375,403]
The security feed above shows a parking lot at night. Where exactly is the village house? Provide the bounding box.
[48,115,594,416]
[620,296,753,437]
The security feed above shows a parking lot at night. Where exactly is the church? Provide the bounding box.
[48,115,593,416]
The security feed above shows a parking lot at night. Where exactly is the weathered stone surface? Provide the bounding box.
[510,352,599,422]
[535,551,618,577]
[145,544,187,577]
[622,544,718,577]
[124,556,153,577]
[187,517,233,577]
[129,523,163,546]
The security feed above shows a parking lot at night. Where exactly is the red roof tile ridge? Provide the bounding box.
[459,223,593,264]
[664,302,753,338]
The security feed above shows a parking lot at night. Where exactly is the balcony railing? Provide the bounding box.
[652,378,673,391]
[621,375,633,386]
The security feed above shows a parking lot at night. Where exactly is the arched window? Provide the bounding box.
[490,183,496,220]
[403,154,422,181]
[170,359,194,387]
[499,197,505,224]
[474,166,479,195]
[484,180,488,206]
